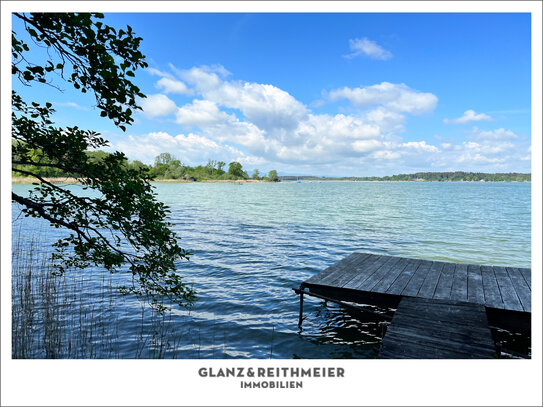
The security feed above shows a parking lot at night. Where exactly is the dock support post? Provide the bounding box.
[298,291,304,328]
[379,322,388,338]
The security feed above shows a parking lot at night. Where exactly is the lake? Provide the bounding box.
[11,181,531,358]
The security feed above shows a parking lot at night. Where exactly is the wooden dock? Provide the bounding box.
[301,252,531,312]
[294,252,531,359]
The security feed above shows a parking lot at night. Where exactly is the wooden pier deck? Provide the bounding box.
[301,252,531,312]
[294,252,531,358]
[378,297,496,358]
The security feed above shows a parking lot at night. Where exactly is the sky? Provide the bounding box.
[12,13,532,176]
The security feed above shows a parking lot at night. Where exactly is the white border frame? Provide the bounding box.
[2,2,542,406]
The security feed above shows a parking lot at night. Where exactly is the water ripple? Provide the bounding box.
[12,181,531,358]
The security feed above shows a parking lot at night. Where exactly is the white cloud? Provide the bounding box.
[139,94,178,118]
[55,101,89,111]
[114,131,261,167]
[147,67,175,79]
[164,66,394,164]
[130,64,529,175]
[352,139,383,153]
[173,63,230,79]
[444,109,493,124]
[156,77,193,95]
[178,65,225,90]
[471,127,518,141]
[345,38,392,60]
[178,66,308,132]
[328,82,438,115]
[364,107,406,133]
[461,128,519,155]
[458,154,504,165]
[370,150,401,160]
[437,127,527,169]
[199,114,269,153]
[276,113,384,163]
[400,141,440,152]
[175,100,230,126]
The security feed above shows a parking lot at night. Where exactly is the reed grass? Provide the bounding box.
[12,233,185,359]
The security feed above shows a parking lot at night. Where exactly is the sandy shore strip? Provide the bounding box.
[12,177,79,184]
[12,177,264,184]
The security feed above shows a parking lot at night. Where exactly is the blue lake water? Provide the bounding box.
[12,181,531,358]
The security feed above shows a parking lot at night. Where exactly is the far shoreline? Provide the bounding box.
[11,177,266,185]
[12,177,530,185]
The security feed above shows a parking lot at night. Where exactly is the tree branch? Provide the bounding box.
[12,191,83,237]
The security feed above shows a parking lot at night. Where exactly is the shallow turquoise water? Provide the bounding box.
[12,181,531,358]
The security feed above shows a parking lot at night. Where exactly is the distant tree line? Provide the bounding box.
[13,149,528,183]
[279,172,531,182]
[144,153,279,181]
[357,172,531,182]
[13,149,280,182]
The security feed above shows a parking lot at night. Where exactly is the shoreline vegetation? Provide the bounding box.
[12,150,280,183]
[12,176,531,184]
[283,172,531,182]
[13,173,531,185]
[11,177,265,184]
[12,149,530,184]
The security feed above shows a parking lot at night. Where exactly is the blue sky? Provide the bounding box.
[13,13,532,176]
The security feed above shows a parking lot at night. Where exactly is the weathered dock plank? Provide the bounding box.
[381,331,493,358]
[303,253,355,285]
[370,256,410,293]
[386,259,422,295]
[506,267,531,312]
[342,255,392,289]
[305,252,368,286]
[450,264,468,302]
[395,301,488,325]
[401,260,433,297]
[379,339,485,359]
[467,265,485,304]
[493,266,523,312]
[481,266,504,309]
[348,255,403,291]
[385,328,493,354]
[323,253,379,287]
[389,312,492,339]
[379,297,495,359]
[417,261,445,299]
[433,262,456,300]
[518,267,531,289]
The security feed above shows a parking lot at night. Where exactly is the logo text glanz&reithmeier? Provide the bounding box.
[198,367,345,389]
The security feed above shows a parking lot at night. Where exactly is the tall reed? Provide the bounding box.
[12,233,185,359]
